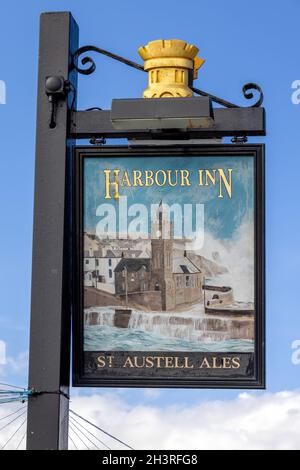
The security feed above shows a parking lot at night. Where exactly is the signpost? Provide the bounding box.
[27,11,265,449]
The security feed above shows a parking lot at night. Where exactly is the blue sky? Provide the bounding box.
[0,0,299,414]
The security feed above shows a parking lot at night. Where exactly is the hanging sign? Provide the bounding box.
[73,144,265,388]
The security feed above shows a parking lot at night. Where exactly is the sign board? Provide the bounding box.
[73,145,265,388]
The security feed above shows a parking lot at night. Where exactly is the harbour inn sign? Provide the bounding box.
[27,12,266,450]
[102,167,233,200]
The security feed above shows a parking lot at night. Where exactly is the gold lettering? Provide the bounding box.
[218,168,233,199]
[212,357,223,369]
[97,356,106,368]
[183,357,194,369]
[180,170,191,186]
[145,356,155,368]
[232,357,241,369]
[167,169,179,187]
[165,356,174,368]
[107,356,114,368]
[198,169,204,186]
[155,356,165,368]
[222,357,232,369]
[133,356,145,368]
[123,356,135,368]
[205,169,216,187]
[133,170,143,187]
[200,357,211,369]
[174,357,184,369]
[155,170,167,187]
[104,169,120,200]
[145,170,154,186]
[121,170,132,187]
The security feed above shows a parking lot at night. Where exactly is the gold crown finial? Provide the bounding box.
[138,39,205,98]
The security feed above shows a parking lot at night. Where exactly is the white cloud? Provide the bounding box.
[1,390,299,450]
[0,350,28,379]
[69,390,300,450]
[191,217,254,302]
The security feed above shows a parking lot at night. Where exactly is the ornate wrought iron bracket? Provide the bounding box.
[72,45,145,75]
[191,83,263,109]
[72,45,264,109]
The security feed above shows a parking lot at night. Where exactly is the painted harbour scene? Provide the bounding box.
[83,155,255,353]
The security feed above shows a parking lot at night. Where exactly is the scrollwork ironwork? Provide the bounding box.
[72,45,264,108]
[192,83,264,108]
[242,83,264,108]
[72,45,144,75]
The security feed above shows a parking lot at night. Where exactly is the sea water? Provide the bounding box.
[84,306,254,352]
[84,325,253,352]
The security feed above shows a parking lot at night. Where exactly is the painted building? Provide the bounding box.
[114,203,203,311]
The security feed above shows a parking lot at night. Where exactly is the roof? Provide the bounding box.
[106,249,143,258]
[106,249,120,258]
[115,258,151,273]
[173,256,201,274]
[93,250,102,257]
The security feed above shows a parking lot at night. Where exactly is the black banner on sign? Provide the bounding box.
[72,145,265,388]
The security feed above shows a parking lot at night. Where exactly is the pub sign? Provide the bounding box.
[73,144,265,388]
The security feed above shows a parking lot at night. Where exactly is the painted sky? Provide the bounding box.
[0,0,300,449]
[84,155,254,240]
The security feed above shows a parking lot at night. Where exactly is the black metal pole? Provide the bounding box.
[27,12,79,450]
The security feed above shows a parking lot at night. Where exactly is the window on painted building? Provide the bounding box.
[157,253,161,268]
[109,259,112,266]
[96,259,99,266]
[186,276,190,287]
[109,269,112,278]
[85,260,89,265]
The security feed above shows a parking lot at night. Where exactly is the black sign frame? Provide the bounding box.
[72,144,265,389]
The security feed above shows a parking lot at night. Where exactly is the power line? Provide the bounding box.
[1,417,27,450]
[70,409,134,450]
[0,383,25,391]
[69,433,78,450]
[0,404,26,422]
[0,385,134,450]
[0,388,31,405]
[16,429,26,450]
[69,414,111,450]
[69,422,90,450]
[69,416,99,450]
[0,396,28,405]
[0,408,27,433]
